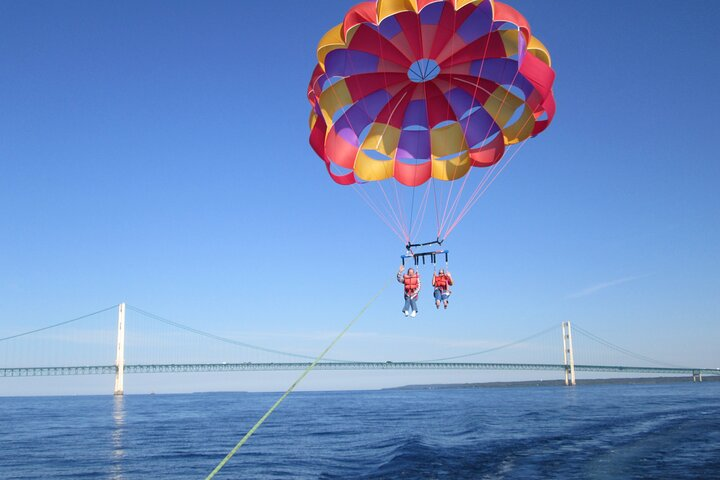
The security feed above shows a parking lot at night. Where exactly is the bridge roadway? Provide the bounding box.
[1,362,719,377]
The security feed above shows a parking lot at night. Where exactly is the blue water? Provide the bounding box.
[1,383,719,479]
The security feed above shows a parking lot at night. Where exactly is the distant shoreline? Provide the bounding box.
[387,375,720,390]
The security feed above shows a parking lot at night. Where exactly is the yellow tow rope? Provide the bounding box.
[205,278,392,479]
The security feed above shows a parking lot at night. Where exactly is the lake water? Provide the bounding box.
[1,382,719,479]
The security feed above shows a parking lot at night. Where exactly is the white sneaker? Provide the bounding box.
[411,311,417,318]
[403,310,409,317]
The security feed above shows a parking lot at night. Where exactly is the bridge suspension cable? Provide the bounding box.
[414,324,558,362]
[572,324,687,369]
[0,305,118,343]
[126,305,351,363]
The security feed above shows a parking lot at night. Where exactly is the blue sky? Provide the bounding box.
[1,1,719,394]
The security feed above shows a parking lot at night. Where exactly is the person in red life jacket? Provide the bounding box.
[397,265,421,317]
[432,269,454,309]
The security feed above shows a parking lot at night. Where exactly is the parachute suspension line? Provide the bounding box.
[407,9,426,244]
[409,180,433,241]
[352,185,406,243]
[436,6,462,240]
[436,18,500,239]
[447,142,525,238]
[444,4,459,131]
[377,181,409,242]
[353,185,403,241]
[205,277,392,480]
[446,138,529,238]
[432,179,441,238]
[445,89,546,239]
[391,180,410,241]
[417,180,434,238]
[367,89,412,242]
[373,10,399,149]
[408,183,417,242]
[447,136,524,235]
[407,99,422,242]
[406,58,435,244]
[370,11,412,244]
[368,81,412,240]
[319,48,412,243]
[445,43,552,240]
[365,88,407,150]
[328,40,410,243]
[438,165,457,239]
[439,66,522,239]
[371,91,409,152]
[438,140,496,239]
[440,81,519,237]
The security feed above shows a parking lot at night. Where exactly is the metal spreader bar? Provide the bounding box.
[405,238,444,251]
[401,250,449,267]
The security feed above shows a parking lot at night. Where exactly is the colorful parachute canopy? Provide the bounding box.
[307,0,555,188]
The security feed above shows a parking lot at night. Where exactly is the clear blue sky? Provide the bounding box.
[1,1,719,394]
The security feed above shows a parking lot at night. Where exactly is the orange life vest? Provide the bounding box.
[403,274,419,295]
[434,274,452,290]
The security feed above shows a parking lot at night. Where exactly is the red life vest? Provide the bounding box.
[434,274,452,290]
[403,274,419,295]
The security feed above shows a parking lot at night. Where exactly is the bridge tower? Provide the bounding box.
[562,321,576,386]
[113,303,126,395]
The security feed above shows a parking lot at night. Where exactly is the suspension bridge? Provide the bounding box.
[1,303,717,394]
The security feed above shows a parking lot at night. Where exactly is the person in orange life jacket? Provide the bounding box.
[397,265,420,317]
[432,269,453,309]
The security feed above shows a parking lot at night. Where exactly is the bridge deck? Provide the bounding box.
[1,362,718,377]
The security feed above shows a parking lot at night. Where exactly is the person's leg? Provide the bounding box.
[410,296,418,314]
[433,289,441,308]
[403,296,411,315]
[443,292,449,309]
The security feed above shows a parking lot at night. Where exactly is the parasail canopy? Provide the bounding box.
[308,0,556,244]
